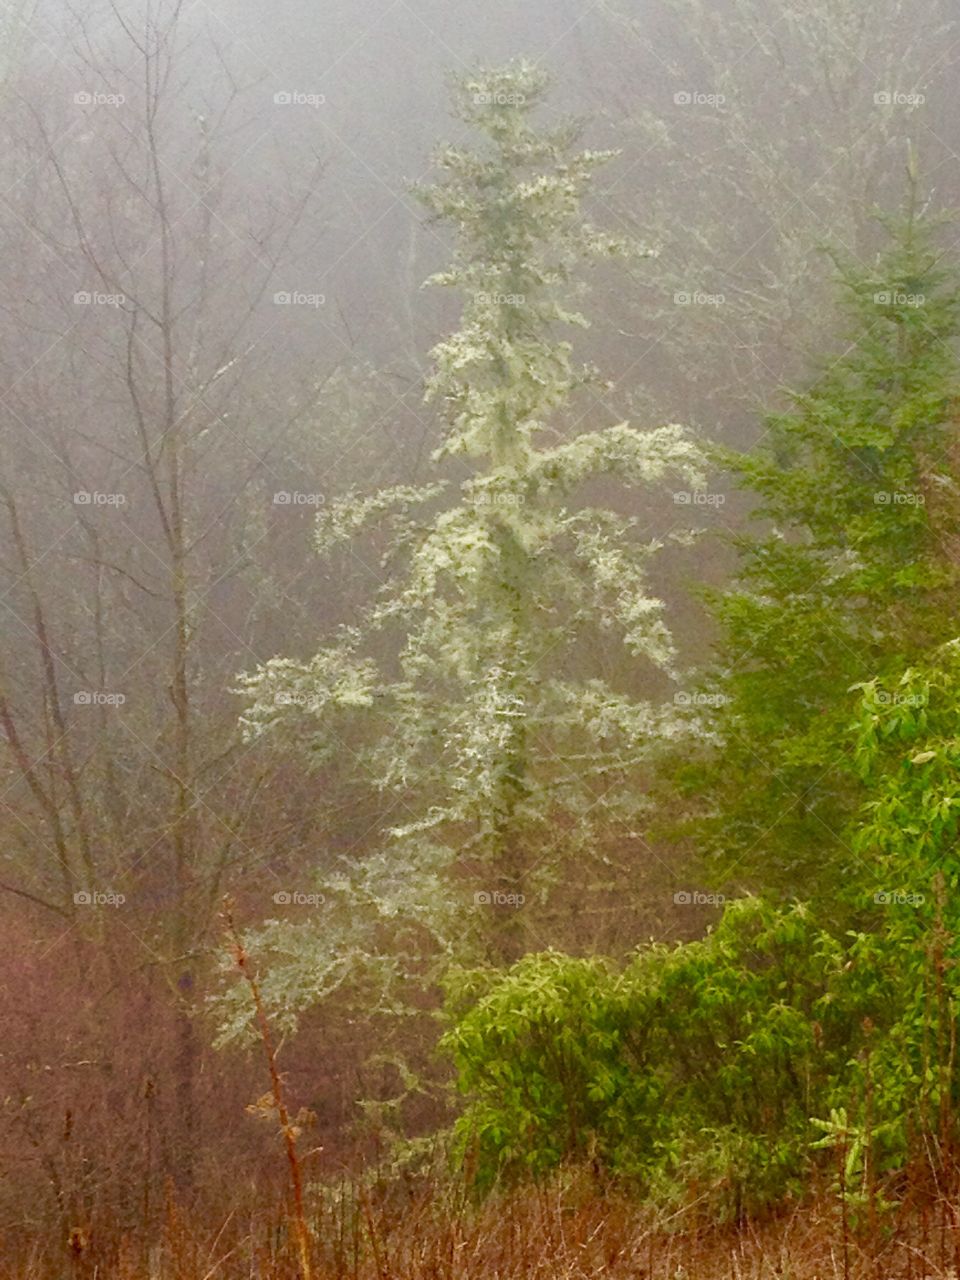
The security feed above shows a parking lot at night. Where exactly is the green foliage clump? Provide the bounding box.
[446,704,960,1224]
[678,202,960,902]
[843,642,960,1148]
[443,898,861,1218]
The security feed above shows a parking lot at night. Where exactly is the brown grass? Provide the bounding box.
[5,1170,960,1280]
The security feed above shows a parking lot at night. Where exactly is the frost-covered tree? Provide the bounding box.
[229,61,703,1029]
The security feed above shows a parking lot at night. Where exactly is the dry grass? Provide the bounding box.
[6,1170,960,1280]
[7,915,955,1279]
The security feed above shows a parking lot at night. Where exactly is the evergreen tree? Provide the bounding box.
[232,59,703,1010]
[681,196,960,902]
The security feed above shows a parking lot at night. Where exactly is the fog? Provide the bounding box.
[2,0,960,1273]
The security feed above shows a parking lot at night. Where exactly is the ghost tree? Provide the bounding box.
[227,58,704,1069]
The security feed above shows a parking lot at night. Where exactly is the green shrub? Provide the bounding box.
[443,653,960,1220]
[443,899,865,1216]
[445,915,960,1216]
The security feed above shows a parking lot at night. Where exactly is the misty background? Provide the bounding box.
[1,0,960,1254]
